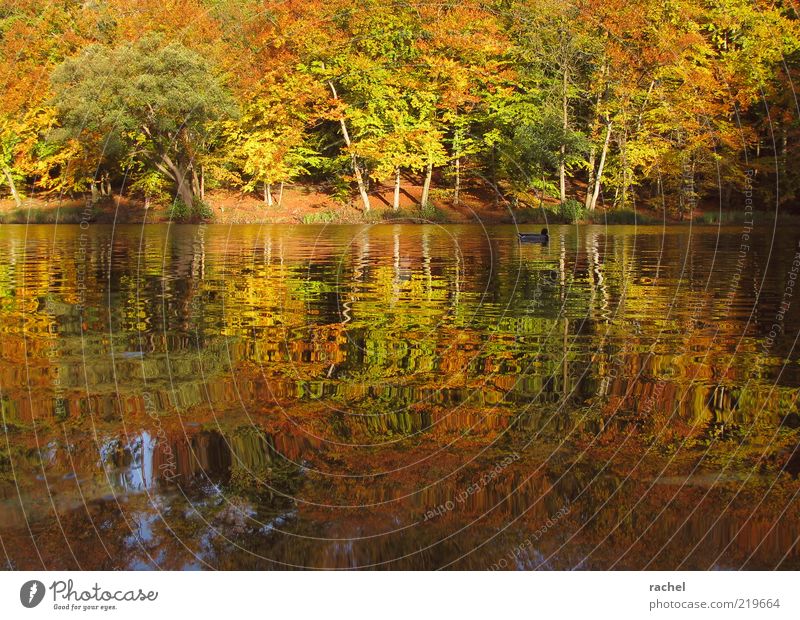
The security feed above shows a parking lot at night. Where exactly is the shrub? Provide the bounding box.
[192,197,214,220]
[166,197,213,221]
[559,198,586,223]
[361,209,384,223]
[428,187,453,202]
[167,199,190,221]
[694,211,716,224]
[303,210,338,224]
[421,203,447,222]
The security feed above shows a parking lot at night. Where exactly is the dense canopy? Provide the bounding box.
[1,0,799,217]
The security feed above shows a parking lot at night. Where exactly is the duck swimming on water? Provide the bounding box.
[518,228,549,243]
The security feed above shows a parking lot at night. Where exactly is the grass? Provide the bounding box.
[587,208,661,225]
[4,194,793,227]
[693,210,745,225]
[692,210,800,226]
[378,204,449,223]
[0,204,101,224]
[508,205,661,225]
[302,210,340,224]
[508,207,551,224]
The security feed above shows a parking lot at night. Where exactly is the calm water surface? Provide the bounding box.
[1,223,799,569]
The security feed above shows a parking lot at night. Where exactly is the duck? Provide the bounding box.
[518,228,549,243]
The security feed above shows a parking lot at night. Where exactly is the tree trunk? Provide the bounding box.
[266,182,274,207]
[585,82,603,211]
[559,66,568,204]
[278,181,284,208]
[157,153,194,207]
[621,127,628,208]
[2,166,22,208]
[584,146,596,210]
[393,168,401,210]
[685,158,696,220]
[454,156,461,206]
[421,162,433,207]
[541,170,546,208]
[491,146,498,207]
[589,121,613,211]
[171,162,194,207]
[191,167,200,200]
[636,80,655,135]
[452,127,462,206]
[176,180,194,209]
[200,165,205,200]
[328,80,371,212]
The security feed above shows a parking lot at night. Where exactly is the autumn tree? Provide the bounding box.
[51,35,234,208]
[422,3,510,206]
[224,71,325,206]
[0,0,798,217]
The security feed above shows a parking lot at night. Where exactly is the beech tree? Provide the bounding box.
[224,72,324,206]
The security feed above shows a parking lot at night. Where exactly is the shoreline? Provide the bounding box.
[0,185,783,227]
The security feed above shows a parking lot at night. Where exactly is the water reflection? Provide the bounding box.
[0,223,798,569]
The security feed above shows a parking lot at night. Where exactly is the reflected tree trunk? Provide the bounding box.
[392,228,400,304]
[423,228,432,300]
[563,316,569,398]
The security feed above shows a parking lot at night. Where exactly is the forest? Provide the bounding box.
[1,0,799,221]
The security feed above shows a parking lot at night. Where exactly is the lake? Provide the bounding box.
[1,223,799,569]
